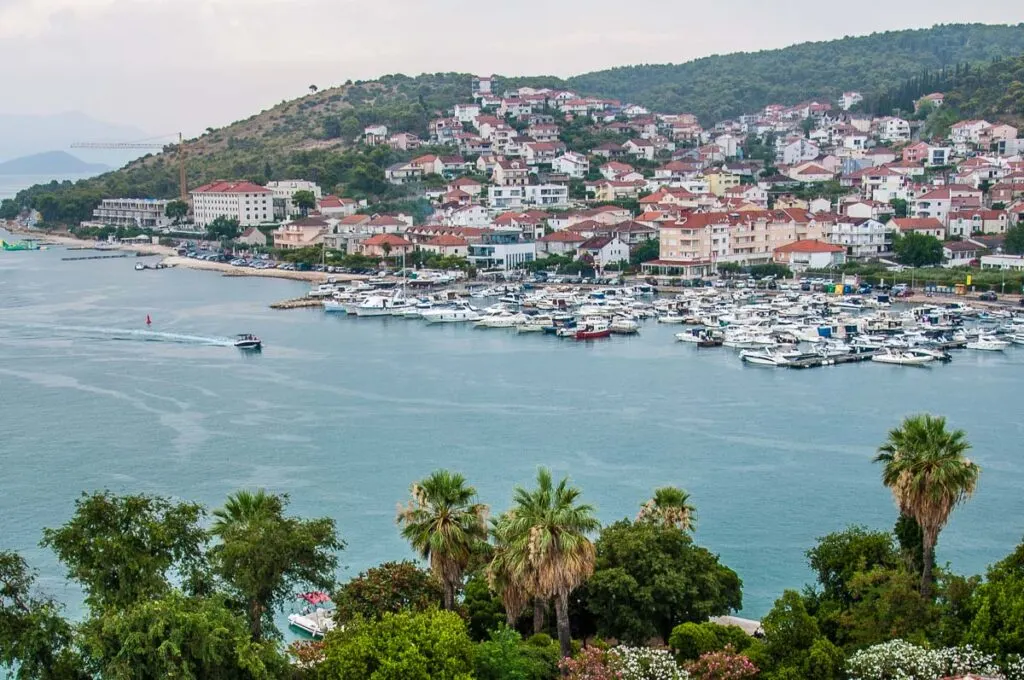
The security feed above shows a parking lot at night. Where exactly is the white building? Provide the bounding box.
[266,180,323,219]
[488,186,525,211]
[522,184,569,208]
[824,218,888,258]
[876,117,911,143]
[552,152,589,179]
[980,254,1024,271]
[467,234,536,270]
[780,138,820,165]
[190,180,273,228]
[839,92,863,110]
[454,103,481,123]
[88,198,172,230]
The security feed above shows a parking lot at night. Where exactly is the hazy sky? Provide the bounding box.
[2,0,1022,137]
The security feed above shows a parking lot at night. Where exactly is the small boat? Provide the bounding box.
[422,306,481,324]
[575,323,612,340]
[609,318,640,335]
[234,333,262,350]
[657,314,687,324]
[288,592,336,638]
[135,262,146,271]
[740,348,798,366]
[966,336,1010,351]
[871,349,934,366]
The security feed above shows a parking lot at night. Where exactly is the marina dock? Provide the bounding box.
[270,297,324,310]
[61,253,131,261]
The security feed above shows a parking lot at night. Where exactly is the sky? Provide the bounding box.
[2,0,1023,137]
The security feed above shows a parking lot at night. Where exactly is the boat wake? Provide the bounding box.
[7,323,236,347]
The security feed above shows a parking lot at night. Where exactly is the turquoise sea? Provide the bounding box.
[2,232,1023,620]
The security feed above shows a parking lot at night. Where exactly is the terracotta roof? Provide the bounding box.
[539,231,586,243]
[339,215,370,225]
[774,239,844,254]
[426,234,469,247]
[892,217,944,231]
[363,234,413,247]
[579,235,616,250]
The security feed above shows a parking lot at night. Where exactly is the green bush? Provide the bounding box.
[669,622,719,661]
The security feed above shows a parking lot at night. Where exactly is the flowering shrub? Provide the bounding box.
[1005,655,1024,680]
[609,645,689,680]
[560,645,689,680]
[846,639,1003,680]
[560,646,618,680]
[683,646,758,680]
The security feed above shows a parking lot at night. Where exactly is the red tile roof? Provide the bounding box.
[426,234,469,247]
[363,234,413,247]
[892,217,944,231]
[774,239,845,254]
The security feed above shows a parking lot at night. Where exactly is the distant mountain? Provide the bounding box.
[0,111,148,167]
[0,151,110,176]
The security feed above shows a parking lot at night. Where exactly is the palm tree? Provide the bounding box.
[637,486,697,532]
[874,414,980,598]
[210,489,284,640]
[396,470,488,610]
[211,489,282,536]
[487,513,530,626]
[505,468,599,658]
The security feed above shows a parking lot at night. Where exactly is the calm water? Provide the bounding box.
[0,173,97,200]
[2,234,1023,621]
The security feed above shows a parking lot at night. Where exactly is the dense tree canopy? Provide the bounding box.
[893,232,944,268]
[585,520,742,644]
[332,560,442,624]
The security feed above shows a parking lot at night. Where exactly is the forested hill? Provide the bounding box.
[6,24,1024,224]
[566,23,1024,123]
[863,54,1024,123]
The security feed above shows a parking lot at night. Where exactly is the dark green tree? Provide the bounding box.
[210,490,343,641]
[41,492,208,612]
[584,520,742,644]
[319,608,475,680]
[463,572,506,641]
[629,238,660,266]
[0,551,87,679]
[0,199,19,220]
[206,216,241,242]
[967,540,1024,659]
[292,190,316,216]
[473,625,560,680]
[333,560,442,624]
[893,232,944,267]
[1004,224,1024,255]
[82,591,287,679]
[164,200,189,224]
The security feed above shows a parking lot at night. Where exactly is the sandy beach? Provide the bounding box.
[3,225,373,283]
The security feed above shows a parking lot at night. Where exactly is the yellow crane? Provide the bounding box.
[71,132,188,202]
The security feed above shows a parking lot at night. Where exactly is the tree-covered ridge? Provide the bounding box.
[864,55,1024,122]
[566,23,1024,123]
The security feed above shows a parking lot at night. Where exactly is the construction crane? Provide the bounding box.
[71,132,189,202]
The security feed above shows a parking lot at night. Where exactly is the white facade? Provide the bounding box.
[488,186,525,211]
[824,219,887,258]
[780,138,820,165]
[980,254,1024,271]
[467,241,536,270]
[89,198,171,229]
[191,181,273,228]
[877,117,911,143]
[266,180,323,218]
[552,152,589,179]
[523,184,569,208]
[454,103,481,123]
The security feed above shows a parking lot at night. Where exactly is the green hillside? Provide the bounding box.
[567,23,1024,122]
[5,24,1024,225]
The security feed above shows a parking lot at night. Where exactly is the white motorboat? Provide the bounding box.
[609,318,640,335]
[234,334,262,350]
[422,307,481,324]
[323,299,349,313]
[657,314,687,324]
[1009,334,1024,346]
[740,348,797,366]
[474,311,527,328]
[871,349,935,366]
[288,592,336,638]
[966,336,1010,351]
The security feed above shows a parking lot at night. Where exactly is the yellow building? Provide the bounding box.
[704,171,742,197]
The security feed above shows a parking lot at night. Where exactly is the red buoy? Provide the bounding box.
[146,315,152,325]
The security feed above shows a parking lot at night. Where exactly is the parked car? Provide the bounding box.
[979,291,998,302]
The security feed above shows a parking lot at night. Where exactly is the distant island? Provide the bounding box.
[0,151,110,176]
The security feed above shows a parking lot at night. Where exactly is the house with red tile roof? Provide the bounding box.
[538,230,586,255]
[891,217,945,240]
[576,236,630,268]
[359,233,414,258]
[773,239,846,271]
[947,209,1009,237]
[317,195,358,217]
[421,234,469,257]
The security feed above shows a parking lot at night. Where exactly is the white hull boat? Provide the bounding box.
[422,308,481,324]
[872,350,935,366]
[966,337,1010,351]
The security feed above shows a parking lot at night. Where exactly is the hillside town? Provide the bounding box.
[43,75,1024,276]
